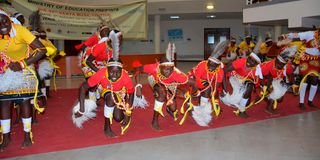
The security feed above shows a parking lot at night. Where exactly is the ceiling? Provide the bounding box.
[41,0,246,20]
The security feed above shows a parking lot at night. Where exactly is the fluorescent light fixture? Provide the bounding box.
[207,15,216,18]
[206,4,214,10]
[170,16,180,19]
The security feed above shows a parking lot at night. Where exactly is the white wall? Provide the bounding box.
[243,0,320,28]
[122,19,245,60]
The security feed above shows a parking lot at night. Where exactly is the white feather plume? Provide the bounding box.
[268,79,288,100]
[211,40,229,59]
[166,43,175,62]
[253,39,262,54]
[192,104,212,127]
[0,69,26,92]
[37,60,54,80]
[72,99,98,128]
[279,45,297,60]
[220,76,247,108]
[109,30,120,61]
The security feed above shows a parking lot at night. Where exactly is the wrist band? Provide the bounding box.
[78,110,85,115]
[19,60,26,69]
[135,84,142,88]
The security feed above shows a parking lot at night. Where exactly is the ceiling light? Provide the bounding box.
[170,16,180,19]
[206,4,214,10]
[207,15,216,18]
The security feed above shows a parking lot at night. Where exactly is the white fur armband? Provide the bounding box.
[133,84,149,109]
[72,99,98,128]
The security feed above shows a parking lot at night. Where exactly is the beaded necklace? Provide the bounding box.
[156,66,179,105]
[0,39,12,64]
[105,69,131,111]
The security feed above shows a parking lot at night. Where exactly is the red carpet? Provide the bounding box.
[1,85,319,158]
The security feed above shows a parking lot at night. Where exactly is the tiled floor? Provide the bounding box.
[5,112,320,160]
[4,61,320,160]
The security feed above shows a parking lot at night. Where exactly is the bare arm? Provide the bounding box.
[222,63,235,92]
[85,54,99,72]
[9,38,46,71]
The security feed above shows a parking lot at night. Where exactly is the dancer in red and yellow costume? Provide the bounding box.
[286,30,320,109]
[135,43,194,130]
[187,41,228,126]
[73,36,133,137]
[222,45,263,118]
[0,10,47,151]
[257,46,296,114]
[81,29,121,101]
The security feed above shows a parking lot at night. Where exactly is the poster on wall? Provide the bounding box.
[12,0,147,40]
[168,28,183,41]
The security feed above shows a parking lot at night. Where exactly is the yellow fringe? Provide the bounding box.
[0,125,2,144]
[180,92,190,114]
[299,71,320,92]
[121,117,132,135]
[26,66,44,113]
[255,86,267,105]
[179,102,193,125]
[233,102,255,116]
[211,97,220,117]
[273,100,278,110]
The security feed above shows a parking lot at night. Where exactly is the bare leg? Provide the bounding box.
[0,100,13,151]
[103,92,117,138]
[20,99,33,148]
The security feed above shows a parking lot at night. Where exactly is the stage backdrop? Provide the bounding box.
[12,0,147,40]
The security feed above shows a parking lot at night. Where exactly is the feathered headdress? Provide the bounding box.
[161,42,175,66]
[97,14,118,31]
[208,40,229,67]
[249,39,262,64]
[107,30,122,68]
[277,45,297,63]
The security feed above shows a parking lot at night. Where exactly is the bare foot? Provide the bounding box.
[299,103,307,110]
[308,101,318,109]
[21,132,33,149]
[264,108,276,114]
[104,128,118,138]
[151,121,162,131]
[239,111,249,118]
[0,134,10,152]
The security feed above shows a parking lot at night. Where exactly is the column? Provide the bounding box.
[274,25,281,41]
[154,15,161,53]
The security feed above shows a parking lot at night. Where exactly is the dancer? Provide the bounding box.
[188,41,228,126]
[238,36,255,58]
[134,43,194,130]
[257,46,296,114]
[222,42,262,118]
[0,10,47,150]
[286,30,319,109]
[73,34,133,137]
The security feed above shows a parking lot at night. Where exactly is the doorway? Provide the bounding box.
[204,28,230,59]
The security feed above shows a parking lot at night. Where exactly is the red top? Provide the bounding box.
[260,59,293,79]
[189,61,224,88]
[231,58,258,82]
[84,34,100,48]
[143,63,188,85]
[92,41,113,62]
[88,68,134,94]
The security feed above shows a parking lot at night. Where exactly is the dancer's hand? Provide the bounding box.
[135,85,142,98]
[74,111,83,118]
[8,62,23,71]
[220,90,227,97]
